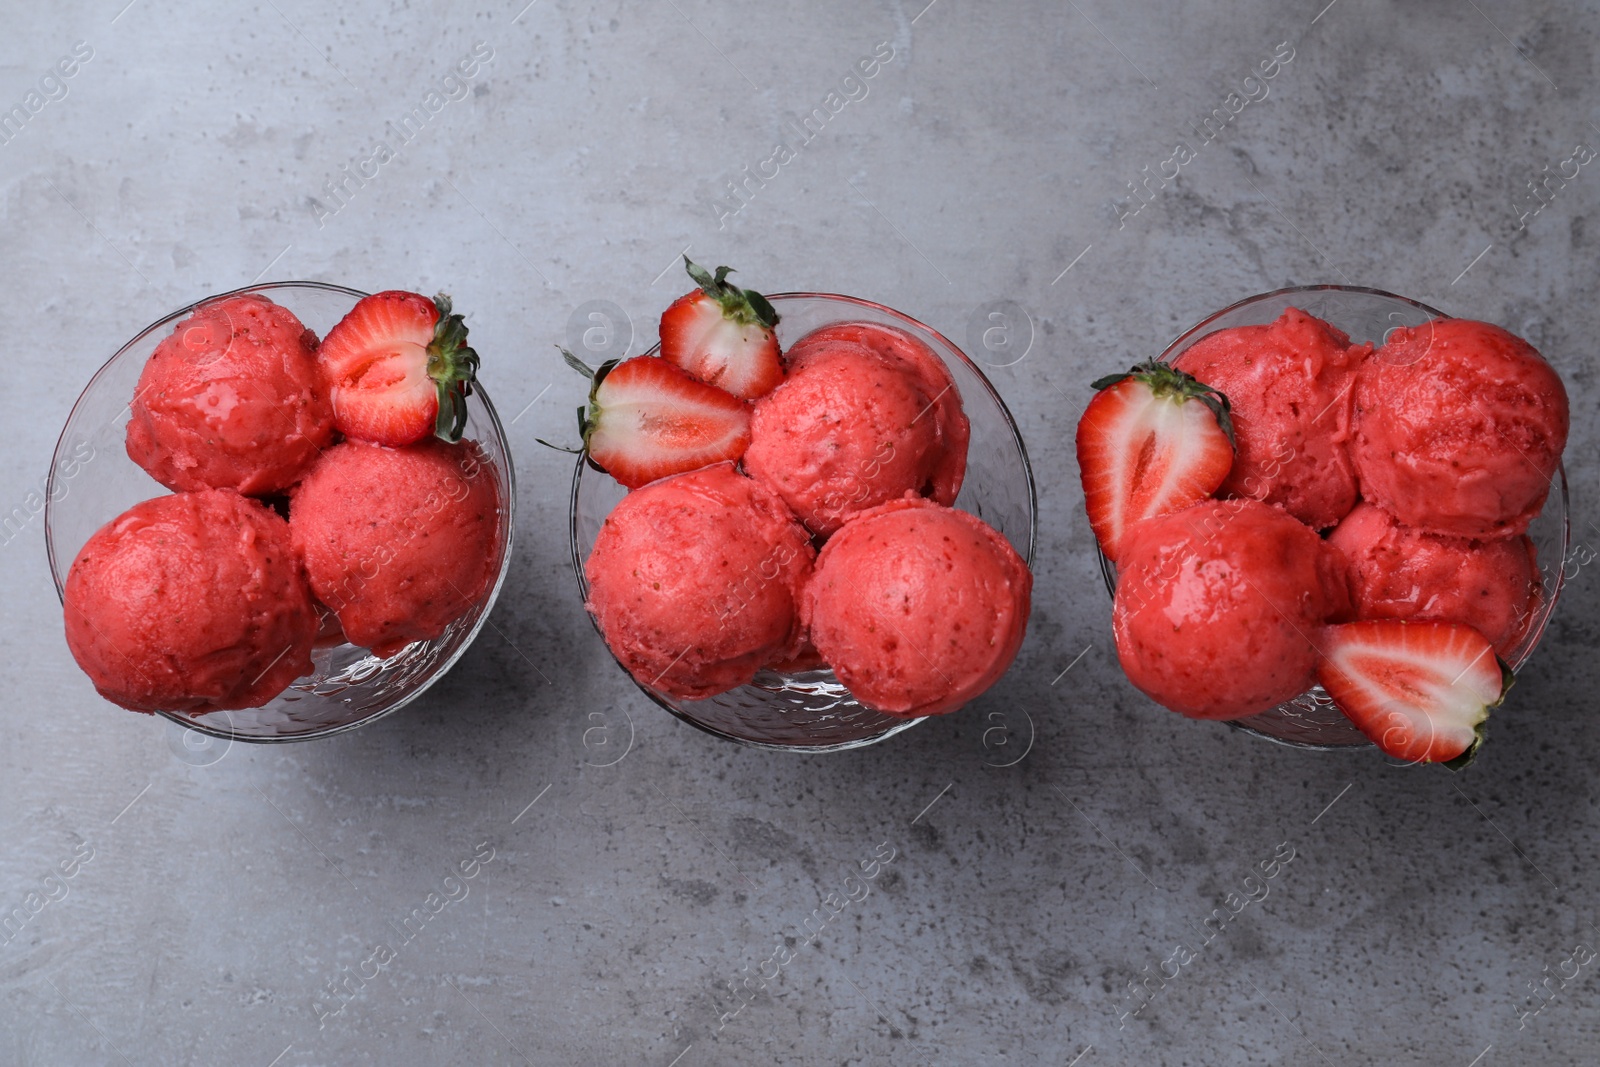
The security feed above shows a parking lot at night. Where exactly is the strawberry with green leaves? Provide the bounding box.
[561,350,751,490]
[319,291,479,446]
[659,258,783,400]
[1075,360,1235,562]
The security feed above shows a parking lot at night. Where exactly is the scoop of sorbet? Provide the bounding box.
[1353,318,1568,539]
[1173,307,1371,529]
[64,489,318,713]
[744,321,968,536]
[126,294,334,495]
[803,497,1031,717]
[1112,499,1351,720]
[583,463,814,700]
[1328,502,1539,656]
[291,438,503,658]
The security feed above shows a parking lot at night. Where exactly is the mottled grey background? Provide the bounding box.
[3,0,1598,1064]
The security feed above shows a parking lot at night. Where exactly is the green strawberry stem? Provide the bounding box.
[533,347,613,460]
[427,293,480,443]
[1092,358,1236,447]
[683,256,780,330]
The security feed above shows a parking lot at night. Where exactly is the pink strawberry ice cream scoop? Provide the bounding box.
[584,463,814,700]
[1112,499,1351,720]
[1328,502,1539,656]
[803,497,1031,717]
[126,294,334,496]
[1353,318,1568,539]
[1173,307,1371,529]
[290,438,503,658]
[787,322,969,456]
[63,489,318,713]
[743,321,969,536]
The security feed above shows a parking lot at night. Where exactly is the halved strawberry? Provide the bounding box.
[319,291,479,446]
[658,258,783,400]
[1075,360,1235,562]
[564,350,751,489]
[1317,620,1513,768]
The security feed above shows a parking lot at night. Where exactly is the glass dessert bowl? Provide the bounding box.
[1097,285,1569,750]
[570,292,1037,751]
[45,281,517,742]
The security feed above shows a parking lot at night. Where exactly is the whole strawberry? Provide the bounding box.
[319,290,480,446]
[659,258,783,400]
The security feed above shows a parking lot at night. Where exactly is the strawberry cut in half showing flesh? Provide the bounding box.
[1075,359,1235,562]
[658,257,783,400]
[1317,619,1513,768]
[564,350,751,490]
[319,290,480,446]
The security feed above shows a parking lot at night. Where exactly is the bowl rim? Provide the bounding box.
[1094,283,1570,750]
[567,289,1039,752]
[1161,284,1450,355]
[45,280,519,744]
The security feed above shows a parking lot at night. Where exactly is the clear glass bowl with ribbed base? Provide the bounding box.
[1097,285,1568,750]
[45,281,517,743]
[570,292,1036,752]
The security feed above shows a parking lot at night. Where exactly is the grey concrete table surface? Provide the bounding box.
[2,0,1597,1064]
